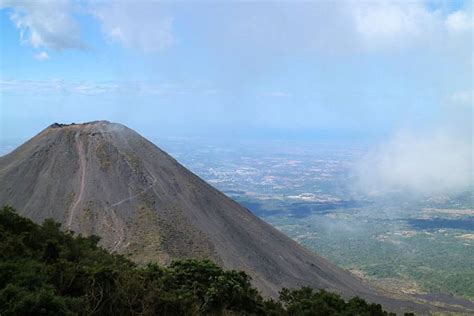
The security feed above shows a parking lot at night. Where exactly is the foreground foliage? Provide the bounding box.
[0,205,402,315]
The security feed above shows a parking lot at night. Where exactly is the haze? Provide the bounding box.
[0,0,472,194]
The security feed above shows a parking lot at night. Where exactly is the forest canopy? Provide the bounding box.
[0,205,403,315]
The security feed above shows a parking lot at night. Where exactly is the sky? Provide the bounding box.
[0,0,472,193]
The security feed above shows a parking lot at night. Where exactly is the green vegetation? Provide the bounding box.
[261,204,474,301]
[0,205,400,315]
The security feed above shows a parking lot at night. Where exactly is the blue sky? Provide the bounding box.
[0,0,472,143]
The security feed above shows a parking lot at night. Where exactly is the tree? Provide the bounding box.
[0,206,407,316]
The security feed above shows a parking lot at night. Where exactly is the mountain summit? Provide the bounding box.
[0,121,464,313]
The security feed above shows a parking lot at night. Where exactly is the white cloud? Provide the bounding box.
[349,0,439,49]
[1,0,84,51]
[0,79,64,93]
[206,0,472,55]
[445,10,472,33]
[1,0,174,54]
[450,90,473,107]
[91,1,173,53]
[355,130,472,195]
[34,51,49,61]
[0,79,188,96]
[0,79,118,94]
[1,0,470,57]
[262,91,291,98]
[71,83,118,95]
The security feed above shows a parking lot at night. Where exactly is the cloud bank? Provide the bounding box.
[355,130,472,195]
[1,0,472,58]
[201,0,472,56]
[0,78,195,96]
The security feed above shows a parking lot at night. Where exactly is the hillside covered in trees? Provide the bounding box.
[0,205,404,315]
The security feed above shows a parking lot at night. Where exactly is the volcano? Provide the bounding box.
[0,121,471,314]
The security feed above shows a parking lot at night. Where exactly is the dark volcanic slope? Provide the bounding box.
[0,121,470,314]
